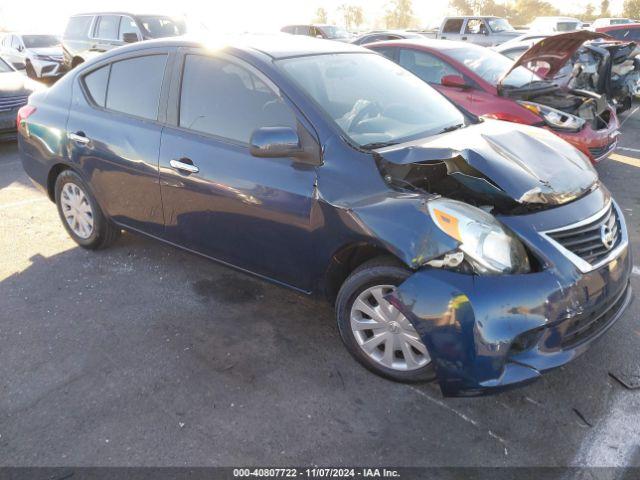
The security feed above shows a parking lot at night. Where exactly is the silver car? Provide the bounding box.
[0,34,64,79]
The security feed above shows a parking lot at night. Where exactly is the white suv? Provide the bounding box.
[0,34,63,79]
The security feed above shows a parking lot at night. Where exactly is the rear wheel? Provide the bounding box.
[54,170,120,249]
[335,257,436,383]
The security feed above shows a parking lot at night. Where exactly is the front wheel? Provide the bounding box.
[335,257,436,383]
[54,170,120,249]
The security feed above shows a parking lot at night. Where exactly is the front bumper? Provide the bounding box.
[390,193,632,397]
[554,109,620,163]
[31,59,64,78]
[0,108,19,141]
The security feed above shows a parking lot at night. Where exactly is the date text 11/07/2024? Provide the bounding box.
[232,468,401,478]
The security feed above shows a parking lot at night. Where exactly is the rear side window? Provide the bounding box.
[95,15,120,40]
[106,55,167,120]
[179,55,296,143]
[84,65,110,107]
[65,16,93,39]
[442,19,464,34]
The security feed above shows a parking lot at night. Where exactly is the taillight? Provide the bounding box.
[17,105,36,130]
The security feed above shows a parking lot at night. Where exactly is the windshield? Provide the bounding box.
[277,53,465,147]
[138,16,185,38]
[488,18,515,32]
[446,45,544,89]
[22,35,59,48]
[0,57,13,73]
[320,26,350,39]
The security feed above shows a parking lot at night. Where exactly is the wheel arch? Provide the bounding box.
[322,242,407,303]
[46,163,81,201]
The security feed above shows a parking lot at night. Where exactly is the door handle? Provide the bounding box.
[68,131,90,144]
[170,158,199,174]
[461,36,468,40]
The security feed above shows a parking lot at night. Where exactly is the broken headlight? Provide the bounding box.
[428,199,530,275]
[518,101,585,132]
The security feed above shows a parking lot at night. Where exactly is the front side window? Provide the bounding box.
[96,15,120,40]
[105,55,167,120]
[278,53,465,147]
[465,19,487,35]
[119,17,140,40]
[179,55,296,143]
[398,49,459,84]
[138,16,184,38]
[442,19,464,34]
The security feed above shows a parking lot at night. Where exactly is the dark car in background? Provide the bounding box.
[0,56,38,140]
[17,36,631,397]
[62,12,186,70]
[280,24,352,42]
[351,30,424,45]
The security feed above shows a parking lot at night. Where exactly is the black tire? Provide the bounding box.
[25,62,36,79]
[54,169,120,250]
[335,256,436,383]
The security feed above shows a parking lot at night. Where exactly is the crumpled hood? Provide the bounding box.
[376,120,597,206]
[500,30,610,83]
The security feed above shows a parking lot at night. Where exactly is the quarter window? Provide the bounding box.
[95,15,120,40]
[398,49,459,84]
[179,54,296,143]
[84,65,110,107]
[105,55,167,120]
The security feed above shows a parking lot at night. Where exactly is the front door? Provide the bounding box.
[158,50,318,291]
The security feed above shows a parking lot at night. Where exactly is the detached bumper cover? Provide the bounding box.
[390,238,632,397]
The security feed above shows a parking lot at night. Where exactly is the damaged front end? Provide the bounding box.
[353,122,631,396]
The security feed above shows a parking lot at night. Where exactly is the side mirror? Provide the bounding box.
[122,33,138,43]
[483,29,490,35]
[250,127,303,158]
[441,75,469,89]
[17,45,24,52]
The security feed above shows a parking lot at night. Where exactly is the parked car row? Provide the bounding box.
[16,33,633,396]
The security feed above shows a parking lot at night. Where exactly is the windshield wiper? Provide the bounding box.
[438,123,465,134]
[359,141,400,150]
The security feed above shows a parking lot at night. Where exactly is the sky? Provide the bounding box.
[0,0,628,34]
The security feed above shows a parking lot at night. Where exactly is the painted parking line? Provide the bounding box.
[609,153,640,168]
[633,266,640,277]
[617,147,640,154]
[620,106,639,127]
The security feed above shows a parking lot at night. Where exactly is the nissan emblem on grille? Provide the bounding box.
[601,224,615,250]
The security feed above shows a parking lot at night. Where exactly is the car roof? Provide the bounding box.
[598,23,640,31]
[367,38,479,51]
[103,34,366,60]
[70,12,175,17]
[444,16,500,19]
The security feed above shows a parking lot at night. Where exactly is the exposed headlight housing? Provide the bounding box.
[518,101,585,132]
[428,199,530,275]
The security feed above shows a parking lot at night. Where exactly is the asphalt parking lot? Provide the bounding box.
[0,108,639,468]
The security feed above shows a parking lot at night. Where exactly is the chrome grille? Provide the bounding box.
[542,202,626,273]
[0,94,29,112]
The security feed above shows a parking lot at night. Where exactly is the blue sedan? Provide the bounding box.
[17,35,631,396]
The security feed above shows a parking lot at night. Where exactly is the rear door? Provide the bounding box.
[90,15,123,54]
[440,18,464,41]
[158,49,319,290]
[66,48,173,235]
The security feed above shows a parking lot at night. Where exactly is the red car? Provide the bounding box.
[594,22,640,40]
[367,32,621,163]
